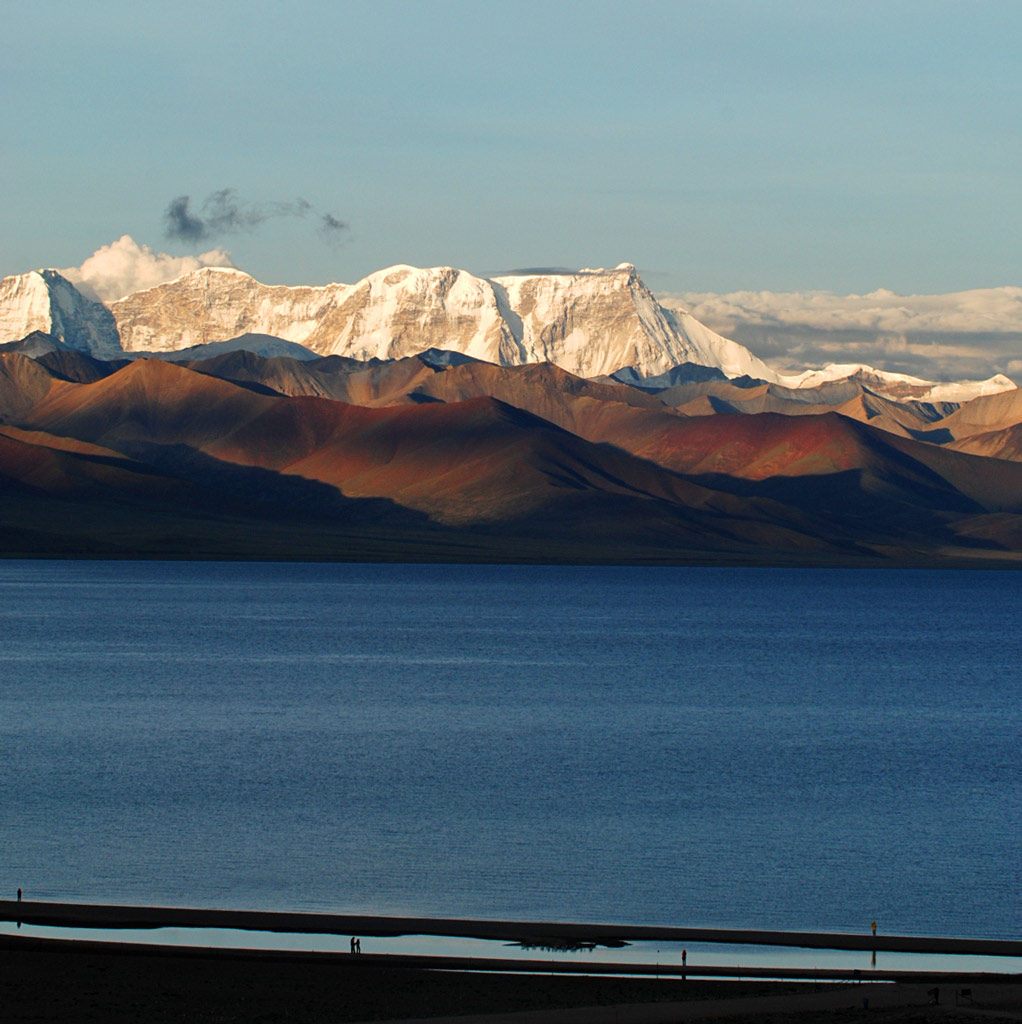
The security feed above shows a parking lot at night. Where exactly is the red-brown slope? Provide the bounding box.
[205,393,818,543]
[619,411,876,478]
[187,352,675,427]
[10,354,1022,559]
[10,358,819,548]
[22,357,277,447]
[16,359,691,527]
[947,423,1022,462]
[402,360,683,450]
[403,359,668,410]
[0,352,64,421]
[0,425,138,461]
[606,409,1022,518]
[0,426,193,501]
[187,351,436,405]
[937,386,1022,439]
[8,357,984,514]
[336,362,996,515]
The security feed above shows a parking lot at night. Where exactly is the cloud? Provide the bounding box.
[164,189,346,245]
[666,286,1022,335]
[164,196,209,244]
[660,287,1022,384]
[61,235,235,303]
[319,212,349,247]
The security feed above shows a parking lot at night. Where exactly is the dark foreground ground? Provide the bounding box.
[3,938,1020,1024]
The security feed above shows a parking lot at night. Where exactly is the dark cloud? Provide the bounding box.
[319,212,349,248]
[320,212,348,234]
[164,189,347,245]
[164,196,208,244]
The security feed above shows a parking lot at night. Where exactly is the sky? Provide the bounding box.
[2,1,1021,380]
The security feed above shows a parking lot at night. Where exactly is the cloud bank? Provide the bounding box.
[61,236,235,304]
[660,287,1022,384]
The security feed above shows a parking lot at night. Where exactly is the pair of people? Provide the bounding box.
[350,936,362,954]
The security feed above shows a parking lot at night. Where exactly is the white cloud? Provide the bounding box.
[659,286,1022,384]
[61,235,235,304]
[663,286,1022,335]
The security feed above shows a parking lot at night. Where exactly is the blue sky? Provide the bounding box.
[2,0,1020,295]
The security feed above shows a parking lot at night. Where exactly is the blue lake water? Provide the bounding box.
[1,560,1019,958]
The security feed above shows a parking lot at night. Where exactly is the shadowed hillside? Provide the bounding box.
[2,346,1022,564]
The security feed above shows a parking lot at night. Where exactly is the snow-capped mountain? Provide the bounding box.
[772,365,1012,405]
[0,270,119,356]
[108,261,771,380]
[0,259,1013,403]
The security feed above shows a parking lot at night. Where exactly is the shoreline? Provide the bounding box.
[3,547,1022,569]
[4,900,1021,960]
[3,933,1020,1024]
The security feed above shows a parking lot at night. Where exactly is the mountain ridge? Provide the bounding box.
[2,348,1021,564]
[0,256,1012,405]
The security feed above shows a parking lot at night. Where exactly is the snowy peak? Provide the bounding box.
[0,270,120,356]
[491,264,669,377]
[777,364,1016,404]
[316,264,519,364]
[0,254,1016,405]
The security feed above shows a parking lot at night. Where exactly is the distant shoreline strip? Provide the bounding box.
[3,934,1021,985]
[2,901,1020,959]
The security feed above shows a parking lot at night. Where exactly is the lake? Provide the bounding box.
[1,560,1019,953]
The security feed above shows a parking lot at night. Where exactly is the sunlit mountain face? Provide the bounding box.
[1,258,1014,402]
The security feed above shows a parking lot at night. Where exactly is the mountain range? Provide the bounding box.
[0,261,1013,401]
[1,259,1021,565]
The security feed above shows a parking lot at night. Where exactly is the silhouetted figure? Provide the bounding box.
[871,920,877,937]
[355,937,361,954]
[350,936,356,954]
[17,888,22,902]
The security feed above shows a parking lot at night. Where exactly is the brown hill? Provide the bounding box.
[0,425,234,532]
[937,387,1022,439]
[23,357,275,448]
[0,352,65,422]
[6,353,1022,564]
[185,351,674,420]
[594,409,888,481]
[577,407,1022,536]
[0,357,866,556]
[660,379,954,440]
[184,351,431,405]
[947,423,1022,462]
